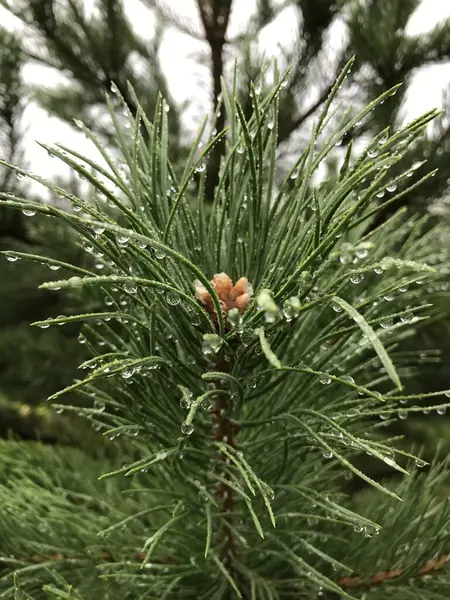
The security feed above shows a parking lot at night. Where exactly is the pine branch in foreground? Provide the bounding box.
[1,59,450,599]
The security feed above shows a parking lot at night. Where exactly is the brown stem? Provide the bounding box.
[211,351,239,570]
[205,38,226,202]
[197,0,233,202]
[339,554,450,590]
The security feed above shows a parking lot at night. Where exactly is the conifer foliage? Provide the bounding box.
[1,60,450,599]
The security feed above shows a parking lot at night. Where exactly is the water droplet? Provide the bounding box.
[121,368,134,379]
[350,273,364,284]
[201,397,212,410]
[383,293,394,301]
[37,319,51,329]
[72,205,82,213]
[355,248,368,259]
[415,458,426,468]
[237,143,245,154]
[319,374,331,385]
[137,240,147,249]
[228,308,242,330]
[398,410,407,420]
[400,312,413,323]
[78,333,87,344]
[116,234,130,247]
[374,266,383,274]
[386,182,397,193]
[283,296,301,322]
[166,291,180,306]
[195,163,206,173]
[367,148,378,158]
[6,255,19,262]
[124,281,137,294]
[22,209,36,217]
[290,169,299,180]
[380,318,393,329]
[202,333,223,355]
[399,285,408,293]
[332,302,343,313]
[267,119,274,130]
[17,172,26,180]
[49,264,60,271]
[437,407,446,416]
[157,450,167,460]
[322,449,333,459]
[180,396,192,409]
[181,423,194,436]
[154,248,166,259]
[93,225,105,235]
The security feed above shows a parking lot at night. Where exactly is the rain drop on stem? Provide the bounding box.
[181,423,194,436]
[124,282,137,294]
[350,273,364,284]
[116,234,130,247]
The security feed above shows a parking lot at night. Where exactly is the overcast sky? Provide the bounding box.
[1,0,450,186]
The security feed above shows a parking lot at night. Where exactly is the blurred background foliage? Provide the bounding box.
[0,0,450,459]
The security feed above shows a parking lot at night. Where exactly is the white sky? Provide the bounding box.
[1,0,450,187]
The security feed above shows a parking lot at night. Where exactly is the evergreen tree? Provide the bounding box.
[2,0,450,206]
[1,61,450,599]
